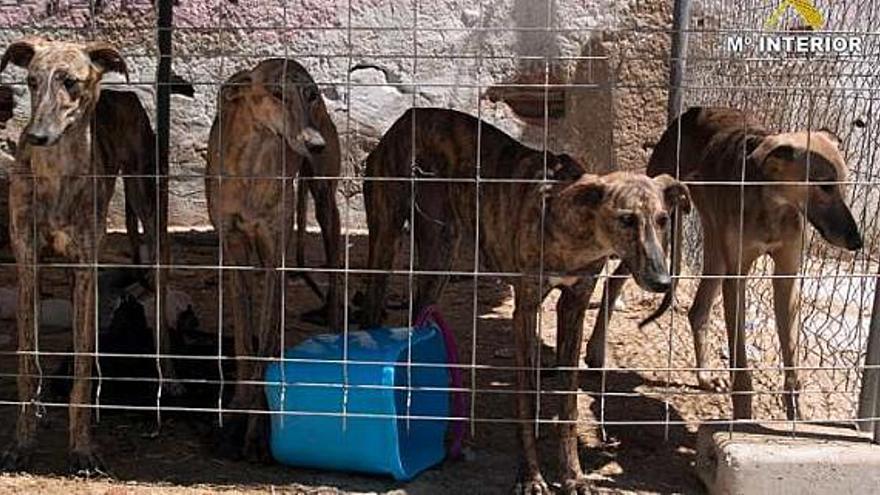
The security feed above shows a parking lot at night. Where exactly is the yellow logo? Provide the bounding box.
[765,0,826,30]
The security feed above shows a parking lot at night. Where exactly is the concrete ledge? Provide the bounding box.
[696,422,880,495]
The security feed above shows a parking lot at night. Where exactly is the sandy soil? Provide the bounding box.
[0,230,862,494]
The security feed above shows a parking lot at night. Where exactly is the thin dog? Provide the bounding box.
[586,106,863,420]
[362,107,691,494]
[0,37,130,475]
[206,58,340,459]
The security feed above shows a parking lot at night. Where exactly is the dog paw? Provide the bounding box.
[513,473,551,495]
[0,443,32,472]
[584,344,605,370]
[68,448,110,478]
[560,477,599,495]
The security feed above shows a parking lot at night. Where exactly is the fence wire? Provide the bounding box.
[680,0,880,422]
[0,0,876,491]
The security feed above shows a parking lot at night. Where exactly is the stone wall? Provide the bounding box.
[0,0,673,229]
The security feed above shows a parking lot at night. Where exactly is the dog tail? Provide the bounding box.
[639,208,681,328]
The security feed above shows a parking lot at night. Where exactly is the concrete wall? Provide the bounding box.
[0,0,673,229]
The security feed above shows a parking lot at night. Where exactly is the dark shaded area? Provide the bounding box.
[48,288,234,409]
[0,230,705,493]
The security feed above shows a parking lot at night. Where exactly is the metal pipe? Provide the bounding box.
[665,0,693,314]
[858,271,880,439]
[667,0,693,123]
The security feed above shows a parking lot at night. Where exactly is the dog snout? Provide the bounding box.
[846,231,864,251]
[301,127,326,154]
[26,132,49,146]
[646,273,671,293]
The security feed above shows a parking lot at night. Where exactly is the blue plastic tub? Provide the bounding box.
[265,322,455,481]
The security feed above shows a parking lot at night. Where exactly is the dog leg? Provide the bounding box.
[511,282,550,494]
[689,241,725,391]
[557,275,599,495]
[362,186,406,328]
[1,219,39,472]
[239,266,280,462]
[310,178,342,328]
[240,228,283,462]
[68,267,106,477]
[584,261,627,369]
[217,233,256,459]
[123,182,142,265]
[771,241,802,420]
[412,189,460,320]
[721,261,755,420]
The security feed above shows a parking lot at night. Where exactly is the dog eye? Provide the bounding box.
[62,77,77,92]
[267,84,284,99]
[656,213,669,228]
[819,183,834,194]
[304,86,319,103]
[618,213,638,228]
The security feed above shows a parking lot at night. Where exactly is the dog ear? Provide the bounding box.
[86,42,128,82]
[817,127,842,146]
[568,179,606,208]
[1,39,38,73]
[748,134,797,179]
[653,174,691,214]
[220,70,252,102]
[551,153,587,182]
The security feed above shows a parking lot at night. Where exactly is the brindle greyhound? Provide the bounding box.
[582,107,863,420]
[0,38,131,475]
[362,108,691,494]
[206,58,340,459]
[0,68,193,397]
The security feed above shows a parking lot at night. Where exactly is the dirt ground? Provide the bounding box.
[0,229,862,494]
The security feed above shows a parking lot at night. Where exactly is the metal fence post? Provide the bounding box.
[857,271,880,440]
[666,0,693,302]
[667,0,693,123]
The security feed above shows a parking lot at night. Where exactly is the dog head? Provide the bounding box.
[750,130,863,251]
[1,37,127,147]
[555,172,691,293]
[220,58,327,161]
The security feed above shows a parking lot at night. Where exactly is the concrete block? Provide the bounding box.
[696,422,880,495]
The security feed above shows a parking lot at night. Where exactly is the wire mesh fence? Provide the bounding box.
[679,0,880,423]
[0,0,875,492]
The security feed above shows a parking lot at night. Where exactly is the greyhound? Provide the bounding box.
[362,108,691,494]
[206,58,340,460]
[584,106,863,420]
[0,37,130,475]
